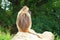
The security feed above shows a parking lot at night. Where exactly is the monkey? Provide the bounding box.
[16,6,32,32]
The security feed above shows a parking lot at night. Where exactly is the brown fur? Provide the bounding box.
[16,6,32,32]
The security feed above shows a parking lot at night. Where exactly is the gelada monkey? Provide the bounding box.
[16,6,32,32]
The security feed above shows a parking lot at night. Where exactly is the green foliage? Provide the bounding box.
[54,33,60,40]
[0,0,60,36]
[0,32,11,40]
[55,36,60,40]
[0,26,11,40]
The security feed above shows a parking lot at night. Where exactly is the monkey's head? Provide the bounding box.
[16,6,32,32]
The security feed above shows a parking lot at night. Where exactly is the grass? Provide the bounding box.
[0,31,11,40]
[55,35,60,40]
[0,26,11,40]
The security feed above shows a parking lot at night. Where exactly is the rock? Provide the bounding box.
[12,31,54,40]
[12,32,40,40]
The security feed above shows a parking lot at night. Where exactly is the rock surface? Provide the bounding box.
[12,31,54,40]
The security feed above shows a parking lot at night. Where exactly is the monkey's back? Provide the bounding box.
[17,13,31,32]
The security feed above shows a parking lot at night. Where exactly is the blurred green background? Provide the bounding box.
[0,0,60,40]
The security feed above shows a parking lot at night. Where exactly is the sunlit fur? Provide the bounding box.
[16,6,32,32]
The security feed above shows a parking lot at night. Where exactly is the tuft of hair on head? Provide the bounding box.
[18,6,29,16]
[16,6,32,32]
